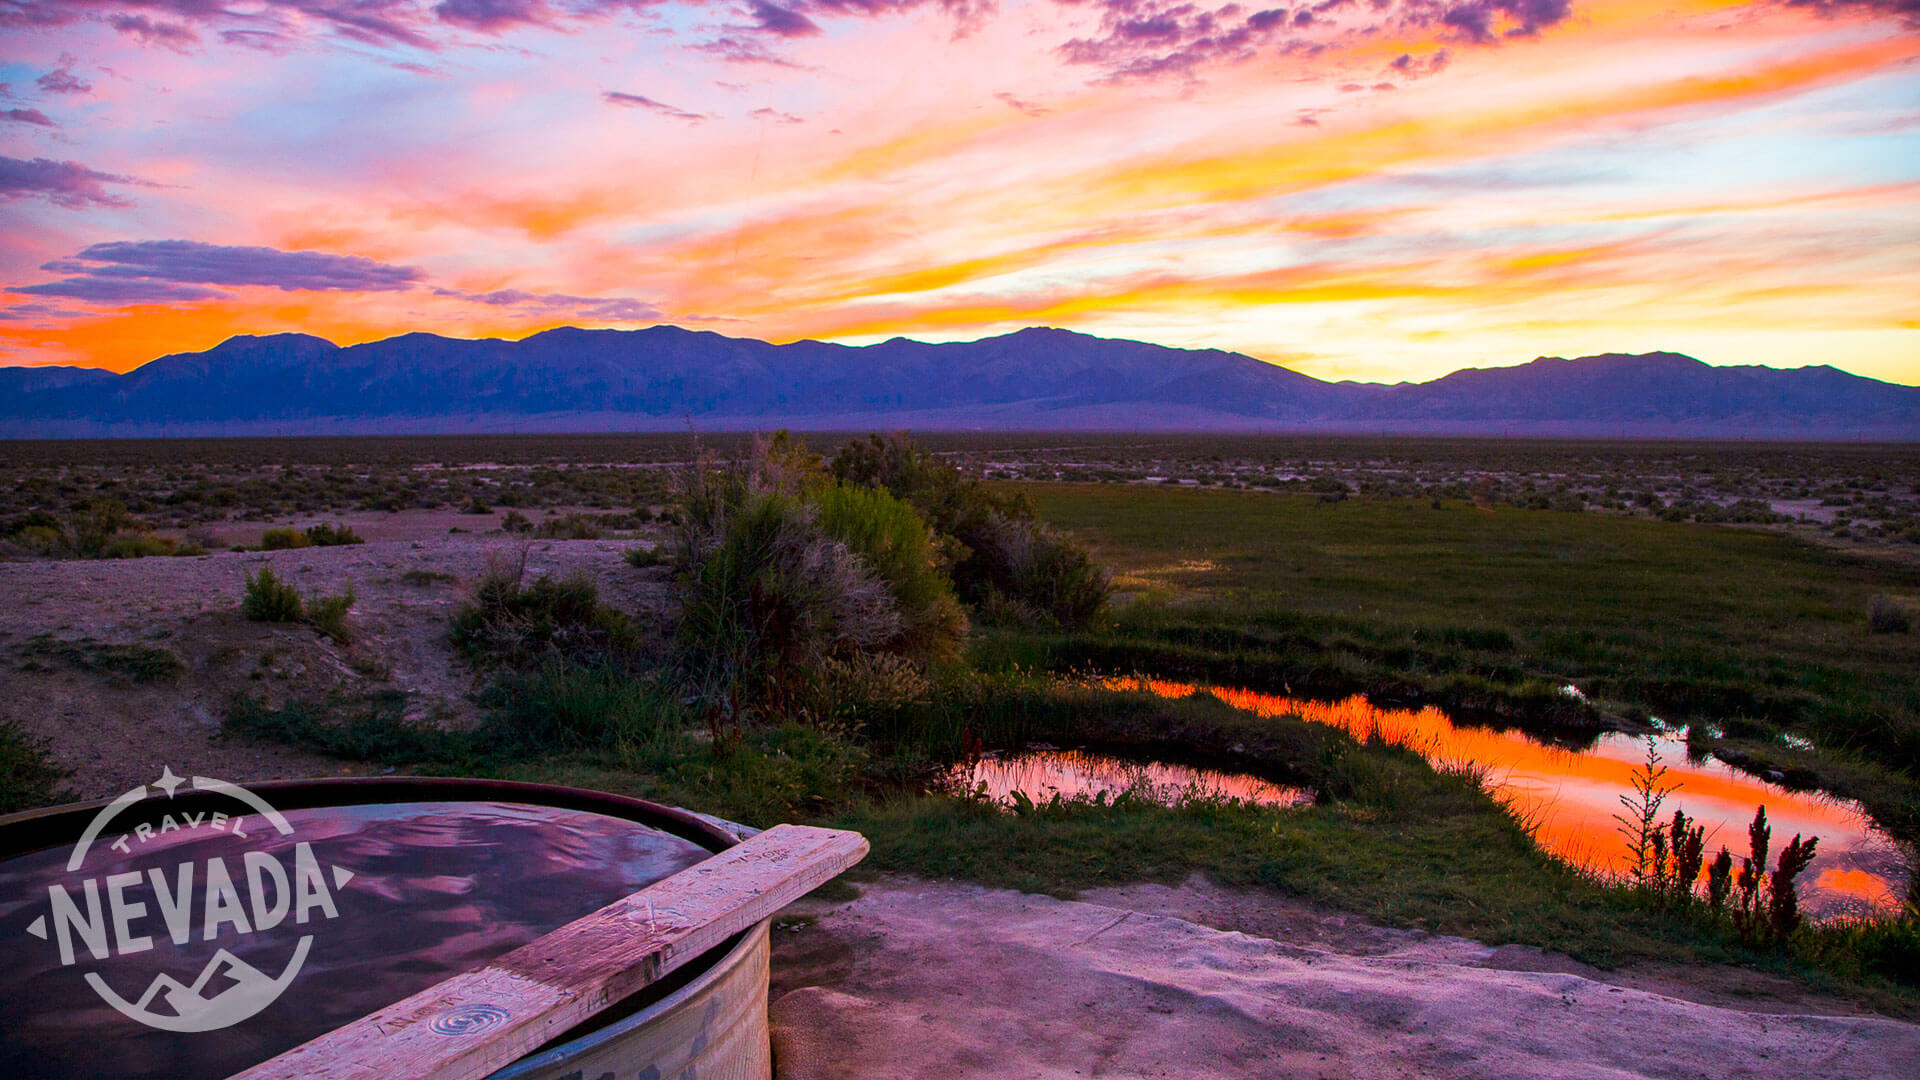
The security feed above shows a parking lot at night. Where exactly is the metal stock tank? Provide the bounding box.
[0,777,772,1080]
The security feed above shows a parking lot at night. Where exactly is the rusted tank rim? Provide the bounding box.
[0,775,741,856]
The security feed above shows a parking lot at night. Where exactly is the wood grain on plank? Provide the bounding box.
[226,823,868,1080]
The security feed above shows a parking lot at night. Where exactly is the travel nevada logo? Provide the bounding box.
[21,768,353,1032]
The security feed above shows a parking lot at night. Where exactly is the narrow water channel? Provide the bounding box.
[1106,676,1910,919]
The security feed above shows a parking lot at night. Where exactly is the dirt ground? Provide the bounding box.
[769,875,1920,1080]
[0,519,669,801]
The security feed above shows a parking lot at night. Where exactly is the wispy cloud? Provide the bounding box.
[0,156,147,209]
[603,91,709,121]
[35,56,92,95]
[109,14,201,50]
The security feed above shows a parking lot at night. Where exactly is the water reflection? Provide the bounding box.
[948,749,1311,810]
[1107,677,1911,919]
[0,800,710,1079]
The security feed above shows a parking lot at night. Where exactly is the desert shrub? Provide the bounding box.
[7,524,62,555]
[675,488,899,722]
[976,516,1110,630]
[241,568,304,622]
[830,432,1108,628]
[814,483,968,662]
[304,523,363,547]
[0,719,67,813]
[452,551,637,666]
[99,533,204,559]
[461,497,493,514]
[260,528,312,550]
[534,513,603,540]
[68,499,134,557]
[304,586,356,643]
[501,510,534,534]
[1869,596,1911,635]
[624,544,668,568]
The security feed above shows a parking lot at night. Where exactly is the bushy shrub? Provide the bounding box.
[69,499,134,557]
[675,489,899,721]
[241,568,304,622]
[100,533,205,559]
[501,510,533,534]
[304,523,363,547]
[967,514,1110,630]
[304,587,356,643]
[260,528,312,551]
[534,513,603,540]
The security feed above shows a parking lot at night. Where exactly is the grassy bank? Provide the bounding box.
[1012,484,1920,840]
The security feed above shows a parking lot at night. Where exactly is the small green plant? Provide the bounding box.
[1613,740,1674,891]
[242,568,304,622]
[260,528,312,551]
[1721,805,1822,947]
[1647,807,1706,908]
[623,544,668,568]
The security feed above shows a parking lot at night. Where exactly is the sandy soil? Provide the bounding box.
[769,875,1920,1080]
[0,527,669,801]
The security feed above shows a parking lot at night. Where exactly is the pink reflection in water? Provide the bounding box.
[948,749,1311,809]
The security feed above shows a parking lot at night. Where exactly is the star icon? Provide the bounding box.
[153,765,185,798]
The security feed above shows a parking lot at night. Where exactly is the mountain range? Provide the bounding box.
[1,326,1914,439]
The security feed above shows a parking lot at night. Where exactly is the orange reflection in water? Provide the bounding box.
[953,749,1310,810]
[1107,677,1909,918]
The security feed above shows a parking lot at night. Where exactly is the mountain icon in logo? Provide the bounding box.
[134,949,280,1022]
[86,936,314,1033]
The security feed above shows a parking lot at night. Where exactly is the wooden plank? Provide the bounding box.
[227,823,867,1080]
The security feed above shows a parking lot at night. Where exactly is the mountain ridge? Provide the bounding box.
[2,326,1914,439]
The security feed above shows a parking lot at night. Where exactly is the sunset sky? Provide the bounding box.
[1,0,1916,383]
